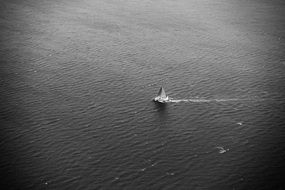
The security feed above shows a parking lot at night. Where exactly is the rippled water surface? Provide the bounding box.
[1,0,285,189]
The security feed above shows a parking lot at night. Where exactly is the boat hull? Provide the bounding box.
[153,96,169,103]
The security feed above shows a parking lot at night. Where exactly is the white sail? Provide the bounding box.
[157,87,167,98]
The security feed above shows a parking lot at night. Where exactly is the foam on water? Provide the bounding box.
[166,97,250,103]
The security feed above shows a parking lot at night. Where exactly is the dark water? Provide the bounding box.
[1,0,285,189]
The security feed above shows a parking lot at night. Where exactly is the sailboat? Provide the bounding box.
[153,86,169,103]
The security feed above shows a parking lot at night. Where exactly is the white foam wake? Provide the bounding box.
[166,97,245,103]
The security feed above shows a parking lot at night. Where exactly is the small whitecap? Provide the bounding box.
[216,146,228,154]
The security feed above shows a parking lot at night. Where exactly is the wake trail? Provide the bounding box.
[167,98,250,103]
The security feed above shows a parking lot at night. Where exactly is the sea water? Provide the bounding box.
[1,0,285,189]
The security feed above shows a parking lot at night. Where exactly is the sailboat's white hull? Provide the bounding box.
[153,96,169,103]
